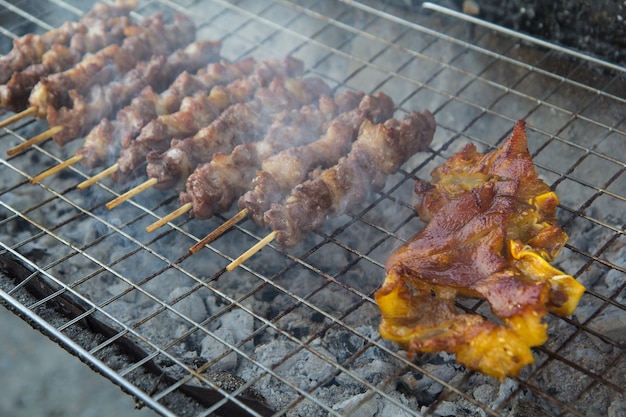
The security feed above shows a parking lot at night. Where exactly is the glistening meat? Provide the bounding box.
[375,121,586,380]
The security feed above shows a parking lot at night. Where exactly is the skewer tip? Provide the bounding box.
[146,202,193,233]
[226,230,277,272]
[7,125,63,156]
[77,163,119,190]
[0,106,37,129]
[106,177,158,210]
[30,154,83,184]
[189,209,249,254]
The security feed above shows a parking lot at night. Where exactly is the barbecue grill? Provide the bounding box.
[1,1,625,416]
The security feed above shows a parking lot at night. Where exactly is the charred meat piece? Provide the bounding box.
[375,120,586,380]
[264,109,435,247]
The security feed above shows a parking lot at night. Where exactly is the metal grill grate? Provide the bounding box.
[1,1,625,416]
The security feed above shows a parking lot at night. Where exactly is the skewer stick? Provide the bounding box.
[146,202,192,233]
[77,163,119,190]
[106,177,157,210]
[7,125,63,156]
[189,208,249,254]
[0,106,37,129]
[226,230,277,272]
[30,154,83,184]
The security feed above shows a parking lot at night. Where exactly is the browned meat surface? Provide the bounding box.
[265,109,436,247]
[28,13,195,117]
[0,0,136,84]
[47,41,221,147]
[47,56,167,146]
[376,120,586,380]
[112,57,303,182]
[134,57,304,152]
[0,16,133,112]
[79,57,255,170]
[239,92,395,227]
[179,91,364,219]
[146,76,331,191]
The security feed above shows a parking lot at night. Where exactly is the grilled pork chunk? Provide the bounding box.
[376,120,585,380]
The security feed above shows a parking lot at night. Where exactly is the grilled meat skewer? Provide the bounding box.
[264,109,436,247]
[0,0,137,84]
[146,75,332,191]
[0,15,133,112]
[134,57,304,152]
[28,13,195,118]
[77,57,256,169]
[119,57,257,149]
[113,57,304,183]
[45,41,221,146]
[178,91,364,219]
[238,92,395,227]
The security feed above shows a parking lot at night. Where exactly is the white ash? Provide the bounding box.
[170,286,208,324]
[200,307,254,372]
[332,391,378,417]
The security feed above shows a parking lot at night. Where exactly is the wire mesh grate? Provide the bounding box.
[0,0,625,416]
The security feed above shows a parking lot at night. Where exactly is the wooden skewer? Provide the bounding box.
[106,177,157,210]
[226,230,277,272]
[0,106,37,129]
[189,208,249,254]
[146,202,192,233]
[77,163,119,190]
[30,154,83,184]
[7,125,63,156]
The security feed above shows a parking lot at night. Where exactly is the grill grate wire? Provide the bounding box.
[0,1,625,416]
